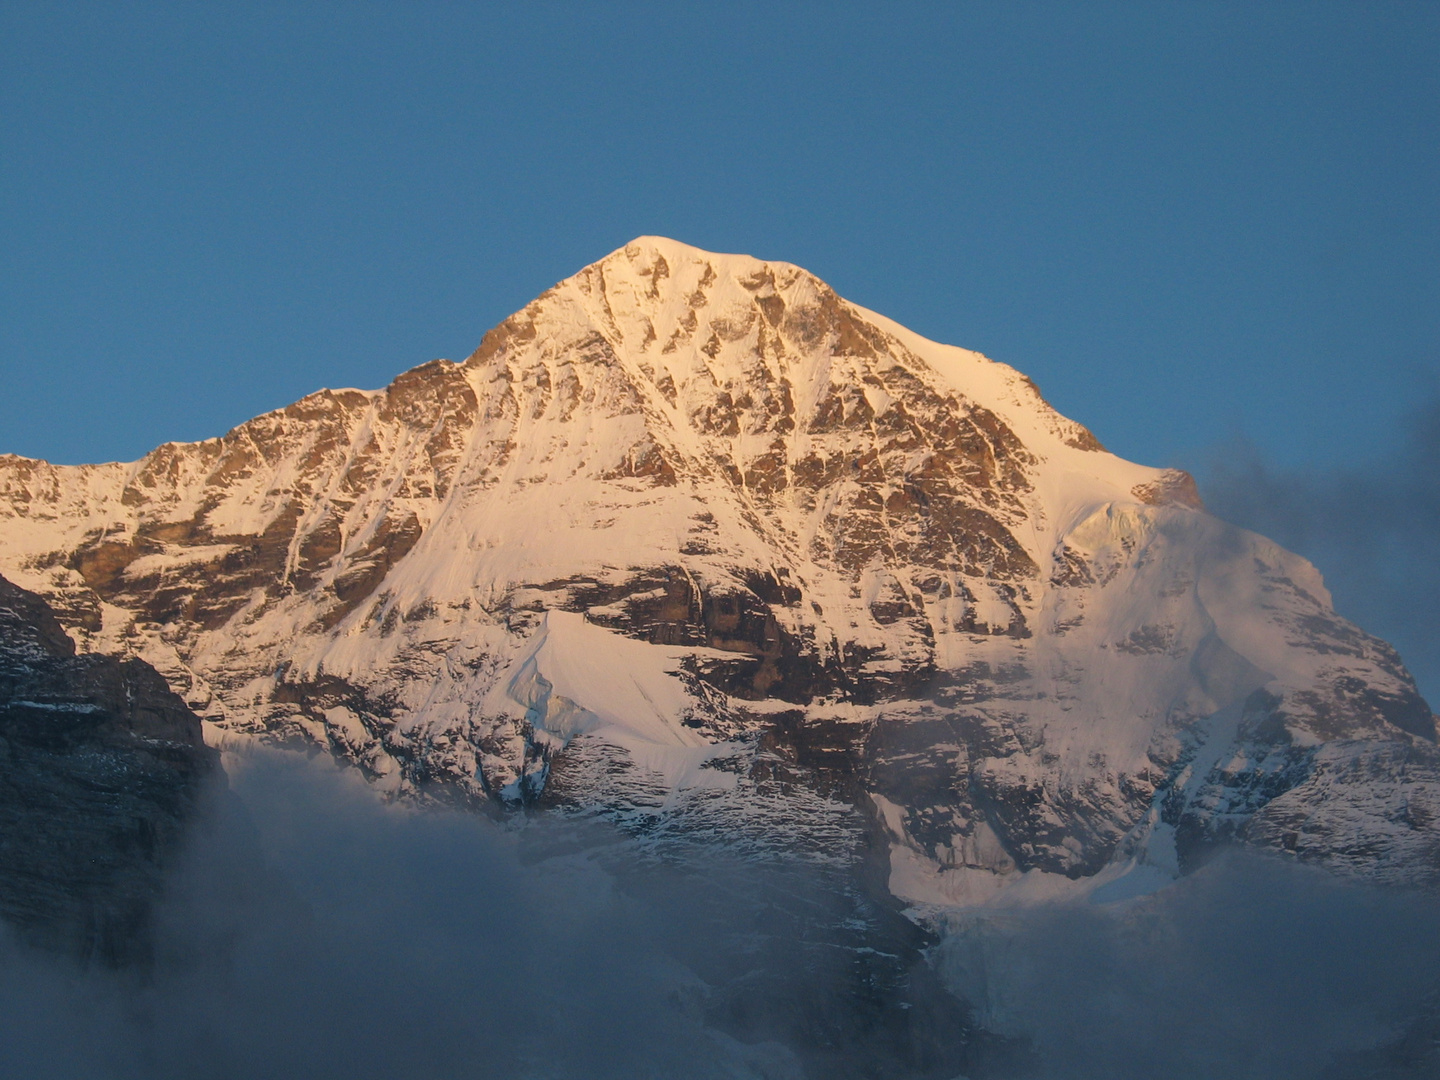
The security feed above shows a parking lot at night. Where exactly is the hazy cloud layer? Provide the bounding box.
[1201,399,1440,705]
[935,854,1440,1079]
[2,752,1438,1079]
[0,753,807,1080]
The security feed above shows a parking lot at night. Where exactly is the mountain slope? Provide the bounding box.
[0,237,1434,900]
[0,574,217,962]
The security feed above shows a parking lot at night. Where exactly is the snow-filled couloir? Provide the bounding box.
[0,236,1435,902]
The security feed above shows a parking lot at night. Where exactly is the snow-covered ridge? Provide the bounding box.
[0,236,1434,900]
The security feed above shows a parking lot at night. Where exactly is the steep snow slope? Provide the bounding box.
[0,237,1434,900]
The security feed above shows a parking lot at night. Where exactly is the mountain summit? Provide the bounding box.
[1,237,1435,902]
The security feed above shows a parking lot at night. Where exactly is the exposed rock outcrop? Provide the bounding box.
[0,574,217,963]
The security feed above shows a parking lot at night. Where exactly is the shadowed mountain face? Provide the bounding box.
[0,237,1434,909]
[0,575,217,964]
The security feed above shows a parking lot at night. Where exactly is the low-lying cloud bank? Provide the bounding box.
[934,853,1440,1079]
[1202,398,1440,705]
[0,752,809,1080]
[2,750,1439,1079]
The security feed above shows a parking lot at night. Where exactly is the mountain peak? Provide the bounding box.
[0,239,1434,905]
[601,235,793,276]
[466,236,1109,468]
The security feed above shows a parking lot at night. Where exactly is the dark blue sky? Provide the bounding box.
[2,2,1436,473]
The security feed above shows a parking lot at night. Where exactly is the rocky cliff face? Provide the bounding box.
[0,574,217,964]
[0,237,1434,906]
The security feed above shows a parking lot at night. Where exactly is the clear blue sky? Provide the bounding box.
[2,1,1436,474]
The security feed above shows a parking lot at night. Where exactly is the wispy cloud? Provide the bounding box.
[1201,399,1440,707]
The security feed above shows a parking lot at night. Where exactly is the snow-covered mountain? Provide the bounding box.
[1,236,1435,903]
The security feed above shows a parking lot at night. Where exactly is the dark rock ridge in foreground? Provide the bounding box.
[0,236,1435,912]
[0,574,217,964]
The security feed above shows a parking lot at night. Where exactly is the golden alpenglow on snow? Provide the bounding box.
[1,238,1435,914]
